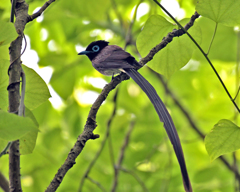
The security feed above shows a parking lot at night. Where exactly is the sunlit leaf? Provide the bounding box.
[0,20,17,47]
[23,65,51,110]
[0,59,8,111]
[196,0,240,26]
[137,15,201,78]
[19,108,39,155]
[0,110,38,141]
[205,119,240,161]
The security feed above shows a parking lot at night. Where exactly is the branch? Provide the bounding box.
[111,121,135,192]
[8,0,29,191]
[86,176,107,192]
[27,0,56,22]
[46,11,200,191]
[78,88,119,192]
[139,11,200,66]
[119,167,149,192]
[0,172,9,192]
[45,74,129,192]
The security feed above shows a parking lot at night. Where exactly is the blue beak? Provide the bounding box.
[78,50,92,55]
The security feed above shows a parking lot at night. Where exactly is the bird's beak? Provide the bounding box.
[78,50,92,55]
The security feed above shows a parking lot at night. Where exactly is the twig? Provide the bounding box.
[111,121,135,192]
[139,11,200,66]
[86,176,107,192]
[27,0,56,22]
[119,167,149,192]
[124,0,143,49]
[78,88,119,192]
[10,0,16,23]
[0,172,9,192]
[152,0,240,113]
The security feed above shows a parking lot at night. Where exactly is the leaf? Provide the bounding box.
[19,108,39,155]
[0,20,18,47]
[205,119,240,161]
[0,110,38,141]
[23,65,51,110]
[137,15,201,78]
[0,59,9,111]
[196,0,240,27]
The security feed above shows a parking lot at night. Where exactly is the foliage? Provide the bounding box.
[0,0,240,191]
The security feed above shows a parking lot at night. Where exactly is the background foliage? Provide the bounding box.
[0,0,240,191]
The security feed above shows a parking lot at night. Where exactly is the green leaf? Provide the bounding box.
[137,15,201,78]
[23,65,51,110]
[0,110,38,141]
[0,20,18,47]
[137,15,174,56]
[205,119,240,161]
[196,0,240,27]
[19,128,38,155]
[19,107,39,155]
[0,59,9,111]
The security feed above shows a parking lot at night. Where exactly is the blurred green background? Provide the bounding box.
[0,0,239,191]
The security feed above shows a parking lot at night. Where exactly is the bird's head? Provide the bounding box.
[78,40,109,60]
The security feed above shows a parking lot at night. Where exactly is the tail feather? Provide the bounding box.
[124,68,192,192]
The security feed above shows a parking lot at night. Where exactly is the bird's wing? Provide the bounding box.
[93,45,140,69]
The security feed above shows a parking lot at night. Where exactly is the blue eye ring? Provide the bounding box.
[92,45,100,52]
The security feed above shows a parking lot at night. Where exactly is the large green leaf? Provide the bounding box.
[137,15,201,78]
[0,20,17,47]
[196,0,240,26]
[23,65,51,110]
[205,119,240,161]
[0,110,38,141]
[0,59,8,111]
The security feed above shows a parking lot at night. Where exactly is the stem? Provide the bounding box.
[206,22,218,55]
[152,0,240,114]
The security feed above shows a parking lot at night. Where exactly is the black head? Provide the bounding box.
[78,40,109,60]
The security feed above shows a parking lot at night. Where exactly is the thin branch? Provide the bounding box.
[139,11,200,66]
[152,0,240,114]
[0,172,9,192]
[110,0,124,29]
[107,89,119,175]
[124,0,143,49]
[78,88,119,192]
[27,0,56,22]
[119,167,149,192]
[111,121,135,192]
[0,142,11,158]
[10,0,16,23]
[45,74,130,192]
[86,176,107,192]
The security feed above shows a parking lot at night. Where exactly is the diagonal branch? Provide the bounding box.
[45,11,200,192]
[27,0,56,22]
[45,74,130,192]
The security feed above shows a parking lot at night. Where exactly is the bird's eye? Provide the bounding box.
[92,45,100,52]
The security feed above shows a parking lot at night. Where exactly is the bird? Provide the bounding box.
[78,40,192,192]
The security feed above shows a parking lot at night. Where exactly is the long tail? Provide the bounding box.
[124,68,192,192]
